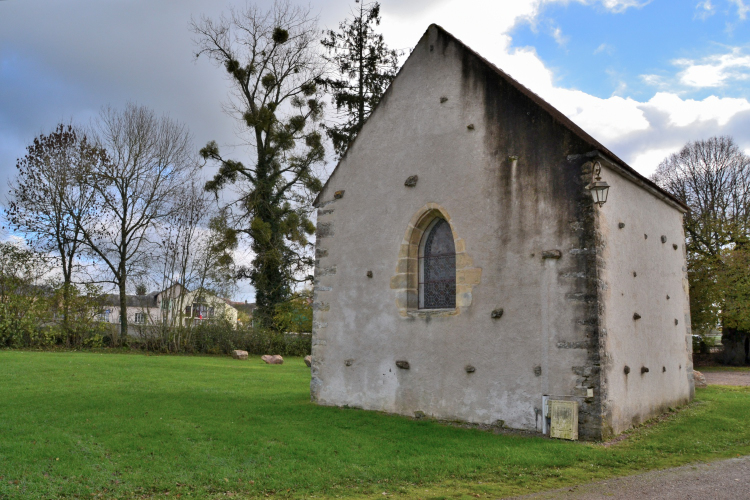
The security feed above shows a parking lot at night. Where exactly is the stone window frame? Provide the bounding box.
[391,203,482,318]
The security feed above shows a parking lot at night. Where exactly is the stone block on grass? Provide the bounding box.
[693,370,707,388]
[261,354,284,365]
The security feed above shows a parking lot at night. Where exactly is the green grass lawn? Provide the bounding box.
[1,352,749,499]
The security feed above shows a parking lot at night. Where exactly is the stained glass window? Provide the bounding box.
[420,219,456,309]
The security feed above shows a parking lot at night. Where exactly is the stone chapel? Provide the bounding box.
[310,24,694,441]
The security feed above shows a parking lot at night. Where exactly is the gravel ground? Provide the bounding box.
[704,371,750,386]
[512,456,750,499]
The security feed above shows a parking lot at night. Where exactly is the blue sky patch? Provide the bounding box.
[509,0,750,100]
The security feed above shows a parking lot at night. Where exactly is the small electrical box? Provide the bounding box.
[549,400,579,440]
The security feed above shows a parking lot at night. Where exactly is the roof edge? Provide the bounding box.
[314,23,688,213]
[585,151,689,213]
[425,24,688,213]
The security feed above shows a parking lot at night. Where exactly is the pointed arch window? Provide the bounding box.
[419,218,456,309]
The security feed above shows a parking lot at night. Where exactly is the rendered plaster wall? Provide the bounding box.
[597,163,694,435]
[311,25,607,438]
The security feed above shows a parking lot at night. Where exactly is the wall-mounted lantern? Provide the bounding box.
[587,161,610,207]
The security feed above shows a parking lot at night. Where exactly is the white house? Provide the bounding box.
[101,283,238,332]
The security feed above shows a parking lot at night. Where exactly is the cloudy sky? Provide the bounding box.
[2,0,750,299]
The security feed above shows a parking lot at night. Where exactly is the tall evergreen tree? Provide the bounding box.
[192,2,325,328]
[320,1,399,158]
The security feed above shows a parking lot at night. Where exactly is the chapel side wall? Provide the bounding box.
[312,25,606,439]
[598,163,693,435]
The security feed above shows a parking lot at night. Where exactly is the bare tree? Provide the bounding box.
[652,136,750,363]
[7,124,105,339]
[72,104,197,342]
[192,1,325,328]
[154,182,236,333]
[652,136,750,259]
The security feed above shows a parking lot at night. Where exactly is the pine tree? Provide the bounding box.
[320,1,399,158]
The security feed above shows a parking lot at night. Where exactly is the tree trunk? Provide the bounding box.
[62,282,71,347]
[357,14,365,129]
[118,272,128,345]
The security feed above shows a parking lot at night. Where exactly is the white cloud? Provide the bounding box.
[594,43,614,55]
[380,0,750,177]
[640,73,666,87]
[630,147,681,173]
[729,0,750,20]
[595,0,652,12]
[695,0,715,20]
[674,48,750,87]
[643,92,750,126]
[380,0,651,51]
[551,26,568,46]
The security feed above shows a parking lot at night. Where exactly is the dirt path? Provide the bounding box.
[512,456,750,499]
[704,371,750,386]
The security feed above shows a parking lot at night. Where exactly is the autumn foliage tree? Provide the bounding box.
[192,2,325,328]
[7,124,105,339]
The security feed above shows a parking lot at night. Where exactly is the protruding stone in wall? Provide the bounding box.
[465,365,476,373]
[618,222,625,229]
[557,340,589,349]
[318,265,337,276]
[661,235,667,243]
[491,308,504,319]
[673,244,678,250]
[675,319,679,325]
[534,366,542,377]
[641,366,650,374]
[366,270,373,278]
[542,249,562,259]
[633,312,642,320]
[633,271,637,277]
[440,96,448,103]
[414,410,425,419]
[345,359,354,366]
[317,222,334,238]
[404,175,418,187]
[624,366,631,375]
[666,295,670,300]
[334,190,345,199]
[467,124,475,130]
[395,360,410,370]
[644,234,648,239]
